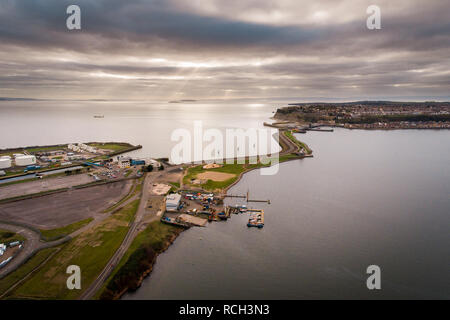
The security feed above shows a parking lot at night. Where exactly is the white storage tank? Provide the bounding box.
[0,157,11,169]
[15,155,36,166]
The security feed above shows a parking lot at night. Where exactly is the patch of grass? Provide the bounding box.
[0,247,58,297]
[124,170,132,177]
[96,221,182,300]
[183,163,250,191]
[284,130,313,154]
[25,145,67,154]
[169,182,180,188]
[87,143,130,152]
[0,229,25,243]
[8,199,139,300]
[39,218,94,241]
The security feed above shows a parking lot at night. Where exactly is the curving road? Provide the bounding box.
[0,223,70,278]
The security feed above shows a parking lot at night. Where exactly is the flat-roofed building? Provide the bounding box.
[166,193,181,212]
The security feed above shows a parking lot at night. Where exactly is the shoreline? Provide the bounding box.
[110,229,183,300]
[112,140,309,300]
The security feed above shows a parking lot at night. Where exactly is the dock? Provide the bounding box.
[160,216,191,228]
[177,214,207,227]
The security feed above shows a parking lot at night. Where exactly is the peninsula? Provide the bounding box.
[273,101,450,130]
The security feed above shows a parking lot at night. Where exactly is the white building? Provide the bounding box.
[0,157,11,169]
[165,193,181,212]
[145,158,161,168]
[15,155,36,166]
[118,157,131,168]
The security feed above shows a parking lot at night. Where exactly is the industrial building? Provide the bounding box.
[118,157,131,168]
[15,155,36,166]
[166,193,181,212]
[68,143,97,154]
[0,156,11,169]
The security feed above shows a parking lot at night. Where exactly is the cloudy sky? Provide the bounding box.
[0,0,449,101]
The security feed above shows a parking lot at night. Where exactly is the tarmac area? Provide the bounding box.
[0,174,94,201]
[0,180,132,229]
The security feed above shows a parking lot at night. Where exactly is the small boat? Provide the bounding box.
[218,212,227,220]
[239,205,247,213]
[93,115,104,118]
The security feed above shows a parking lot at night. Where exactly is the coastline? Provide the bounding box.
[108,228,183,300]
[110,131,310,300]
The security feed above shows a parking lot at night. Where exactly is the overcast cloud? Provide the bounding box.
[0,0,448,100]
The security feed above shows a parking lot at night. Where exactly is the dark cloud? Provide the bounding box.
[0,0,448,100]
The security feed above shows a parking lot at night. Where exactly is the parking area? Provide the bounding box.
[0,180,132,229]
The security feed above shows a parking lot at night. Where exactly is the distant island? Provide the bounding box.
[274,101,450,129]
[168,99,197,103]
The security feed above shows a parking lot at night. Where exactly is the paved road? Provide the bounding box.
[0,223,70,278]
[80,166,182,300]
[0,174,94,201]
[278,130,299,155]
[0,179,136,279]
[79,172,155,300]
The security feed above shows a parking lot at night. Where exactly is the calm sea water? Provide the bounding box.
[1,101,449,299]
[124,128,450,300]
[0,101,275,160]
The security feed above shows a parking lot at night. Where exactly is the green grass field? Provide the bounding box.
[7,199,140,300]
[0,247,58,298]
[39,218,94,241]
[96,220,181,299]
[183,163,247,191]
[87,143,131,151]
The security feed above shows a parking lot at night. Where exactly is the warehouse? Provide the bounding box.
[15,155,36,166]
[166,193,181,212]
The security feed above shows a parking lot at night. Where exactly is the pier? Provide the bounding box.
[224,190,270,204]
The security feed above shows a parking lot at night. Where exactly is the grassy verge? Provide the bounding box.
[39,218,94,241]
[102,177,143,213]
[0,247,58,298]
[0,229,26,243]
[6,199,140,300]
[284,130,313,154]
[96,221,183,300]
